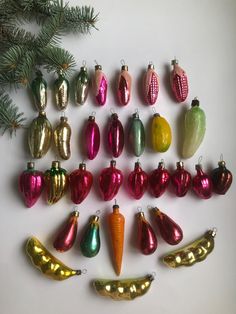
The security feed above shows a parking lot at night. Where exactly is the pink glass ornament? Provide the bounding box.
[85,115,100,160]
[99,160,123,201]
[149,161,170,197]
[53,211,79,252]
[152,208,183,245]
[170,59,188,102]
[107,113,124,158]
[193,163,213,199]
[171,161,191,197]
[117,63,131,106]
[93,64,108,106]
[69,163,93,204]
[143,63,159,105]
[137,211,158,255]
[19,161,44,208]
[127,161,148,199]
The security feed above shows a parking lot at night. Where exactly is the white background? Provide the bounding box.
[0,0,236,313]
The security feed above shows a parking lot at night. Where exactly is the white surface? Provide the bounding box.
[0,0,236,313]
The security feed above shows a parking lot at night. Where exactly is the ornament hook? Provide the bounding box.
[220,153,224,162]
[82,269,87,274]
[120,59,126,66]
[82,60,86,66]
[198,156,203,165]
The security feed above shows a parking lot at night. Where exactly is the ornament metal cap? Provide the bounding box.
[132,111,139,119]
[148,63,155,70]
[218,160,226,167]
[72,210,80,217]
[95,65,102,71]
[121,65,128,71]
[80,66,87,71]
[176,161,184,169]
[52,160,60,168]
[27,161,35,169]
[191,97,200,107]
[79,162,86,170]
[60,116,68,123]
[171,58,179,65]
[88,115,95,122]
[110,160,116,167]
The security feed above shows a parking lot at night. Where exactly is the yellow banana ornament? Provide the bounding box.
[151,113,172,152]
[26,237,82,281]
[163,228,216,268]
[93,274,154,300]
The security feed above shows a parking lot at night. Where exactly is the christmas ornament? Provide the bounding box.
[151,112,172,152]
[75,64,89,105]
[80,213,101,257]
[171,161,191,197]
[54,71,69,110]
[53,210,79,252]
[152,207,183,245]
[44,160,68,205]
[143,63,159,105]
[19,161,44,208]
[127,161,148,199]
[31,70,47,111]
[137,211,157,255]
[117,61,131,106]
[211,157,233,195]
[193,160,212,199]
[53,115,71,160]
[69,162,93,204]
[182,97,206,159]
[93,63,108,106]
[108,202,125,276]
[163,228,217,268]
[170,58,188,102]
[85,114,100,160]
[93,274,154,300]
[128,111,145,157]
[99,160,123,201]
[149,160,170,197]
[107,112,124,158]
[28,111,52,159]
[26,236,82,281]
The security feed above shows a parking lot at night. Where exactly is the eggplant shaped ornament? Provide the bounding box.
[143,63,159,105]
[54,116,71,160]
[182,97,206,159]
[107,113,124,158]
[211,158,233,195]
[75,65,89,105]
[31,70,47,111]
[85,115,100,160]
[151,113,172,152]
[117,62,132,106]
[128,111,145,157]
[93,64,108,106]
[170,59,188,102]
[137,211,157,255]
[54,72,69,111]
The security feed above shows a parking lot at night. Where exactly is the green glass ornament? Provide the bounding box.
[128,111,145,157]
[80,214,100,257]
[75,66,89,105]
[182,98,206,159]
[31,71,47,111]
[54,72,69,110]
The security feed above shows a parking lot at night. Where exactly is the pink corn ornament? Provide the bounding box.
[170,59,188,102]
[107,112,124,158]
[117,63,131,106]
[143,63,159,105]
[85,115,100,160]
[93,64,108,106]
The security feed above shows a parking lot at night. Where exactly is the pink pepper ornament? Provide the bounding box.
[170,58,188,102]
[85,114,100,160]
[192,161,213,199]
[117,61,132,106]
[127,161,148,199]
[69,163,93,204]
[107,112,124,158]
[19,161,44,208]
[171,161,192,197]
[143,63,159,105]
[149,160,170,198]
[99,160,123,201]
[93,64,108,106]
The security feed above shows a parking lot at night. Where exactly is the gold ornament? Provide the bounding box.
[26,236,81,281]
[163,228,217,268]
[54,73,69,110]
[54,116,71,160]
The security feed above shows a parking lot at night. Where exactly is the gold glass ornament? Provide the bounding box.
[28,111,52,158]
[54,116,71,160]
[31,71,47,111]
[54,72,69,110]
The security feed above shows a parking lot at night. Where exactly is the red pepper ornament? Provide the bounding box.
[107,113,124,158]
[127,161,148,199]
[211,158,233,195]
[69,163,93,204]
[171,161,191,197]
[152,207,183,245]
[149,160,170,197]
[193,161,213,199]
[99,160,123,201]
[170,58,188,102]
[137,211,157,255]
[85,114,100,160]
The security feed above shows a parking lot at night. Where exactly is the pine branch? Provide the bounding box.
[0,92,26,136]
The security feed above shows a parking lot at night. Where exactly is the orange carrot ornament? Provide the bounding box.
[108,201,125,276]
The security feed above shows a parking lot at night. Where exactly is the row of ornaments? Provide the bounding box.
[31,59,188,111]
[19,158,232,208]
[28,98,206,160]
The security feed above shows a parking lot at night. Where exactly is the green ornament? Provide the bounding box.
[31,71,47,111]
[75,66,89,105]
[128,112,145,157]
[80,215,100,257]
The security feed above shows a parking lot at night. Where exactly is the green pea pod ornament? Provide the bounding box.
[54,73,69,111]
[128,111,145,157]
[182,98,206,159]
[80,214,100,257]
[75,66,89,105]
[31,71,47,111]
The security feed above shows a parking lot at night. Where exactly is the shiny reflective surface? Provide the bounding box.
[93,274,154,300]
[54,74,69,110]
[28,111,52,159]
[171,161,191,197]
[107,113,124,158]
[75,66,89,105]
[193,164,213,199]
[211,160,233,195]
[137,212,157,255]
[151,113,172,152]
[19,162,44,208]
[80,215,100,257]
[127,162,148,199]
[93,65,108,105]
[128,112,145,157]
[31,71,47,111]
[85,115,100,160]
[117,65,131,106]
[26,236,81,280]
[163,229,216,268]
[54,116,71,160]
[149,161,170,197]
[144,64,159,105]
[170,59,188,102]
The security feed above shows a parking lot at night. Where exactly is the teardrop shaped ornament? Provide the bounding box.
[80,214,101,257]
[137,211,157,255]
[149,161,170,197]
[151,113,172,152]
[193,163,213,199]
[211,159,233,195]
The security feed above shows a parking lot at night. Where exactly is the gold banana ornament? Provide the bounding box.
[26,237,82,281]
[93,274,155,300]
[163,228,217,268]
